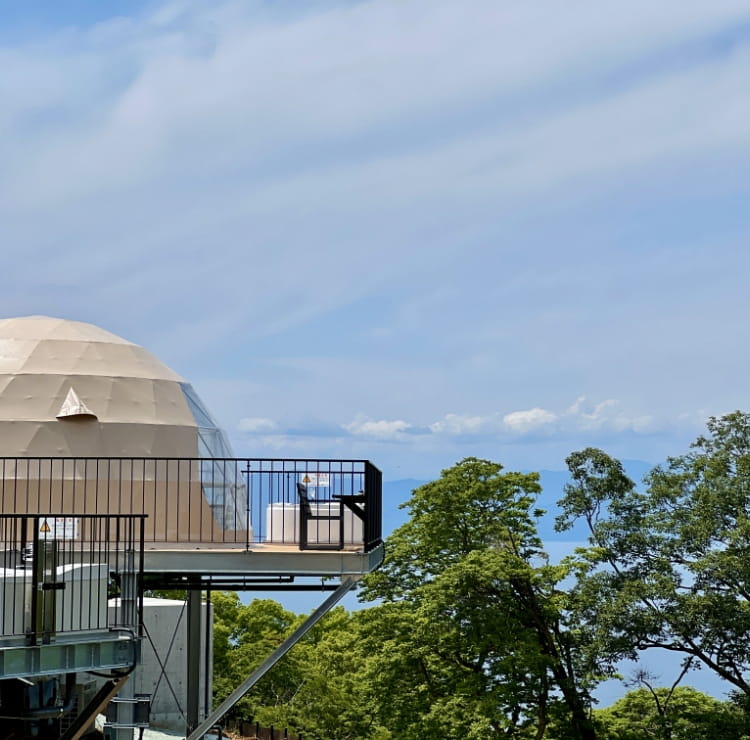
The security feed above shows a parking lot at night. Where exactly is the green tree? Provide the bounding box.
[594,686,748,740]
[212,593,307,724]
[211,593,385,739]
[557,412,750,696]
[360,457,599,739]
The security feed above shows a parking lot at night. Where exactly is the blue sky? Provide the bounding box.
[2,0,750,480]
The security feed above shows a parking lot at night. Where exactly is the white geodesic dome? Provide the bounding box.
[0,316,247,537]
[0,316,231,457]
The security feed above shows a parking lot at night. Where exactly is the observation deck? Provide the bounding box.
[0,457,382,687]
[0,457,384,590]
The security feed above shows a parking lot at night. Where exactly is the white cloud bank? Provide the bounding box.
[426,398,653,439]
[229,397,706,478]
[238,397,659,443]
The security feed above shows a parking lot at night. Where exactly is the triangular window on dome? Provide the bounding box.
[56,387,98,420]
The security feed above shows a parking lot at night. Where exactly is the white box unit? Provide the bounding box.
[0,568,28,637]
[55,563,109,632]
[265,502,363,545]
[0,562,109,638]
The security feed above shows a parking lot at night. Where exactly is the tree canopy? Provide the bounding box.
[360,457,598,739]
[210,414,750,739]
[594,686,748,740]
[557,411,750,695]
[212,593,385,739]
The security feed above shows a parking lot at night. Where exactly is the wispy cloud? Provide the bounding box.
[503,408,558,435]
[3,0,750,350]
[1,1,747,477]
[237,417,277,433]
[344,415,413,441]
[429,413,500,436]
[566,397,653,433]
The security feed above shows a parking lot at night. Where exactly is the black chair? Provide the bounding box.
[296,483,344,551]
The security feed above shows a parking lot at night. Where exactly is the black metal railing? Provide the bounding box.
[0,458,382,552]
[0,513,145,643]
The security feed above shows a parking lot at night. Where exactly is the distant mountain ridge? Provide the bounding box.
[382,459,654,541]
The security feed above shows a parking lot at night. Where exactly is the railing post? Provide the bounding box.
[23,518,59,645]
[37,535,57,644]
[26,517,40,646]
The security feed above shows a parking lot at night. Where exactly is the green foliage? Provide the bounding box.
[594,686,749,740]
[361,457,544,602]
[209,429,750,738]
[360,457,598,739]
[211,594,386,739]
[212,458,601,739]
[212,594,301,724]
[558,412,750,695]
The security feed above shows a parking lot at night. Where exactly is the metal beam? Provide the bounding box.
[186,576,360,740]
[0,634,137,680]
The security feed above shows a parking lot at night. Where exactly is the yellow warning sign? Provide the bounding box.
[38,517,79,539]
[300,473,330,487]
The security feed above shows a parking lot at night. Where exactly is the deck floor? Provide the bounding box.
[142,541,384,579]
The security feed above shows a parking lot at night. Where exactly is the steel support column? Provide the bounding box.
[186,576,359,740]
[186,590,203,734]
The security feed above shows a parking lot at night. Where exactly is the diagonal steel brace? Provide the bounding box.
[186,575,359,740]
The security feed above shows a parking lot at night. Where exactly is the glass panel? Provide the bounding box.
[180,383,219,428]
[180,384,248,530]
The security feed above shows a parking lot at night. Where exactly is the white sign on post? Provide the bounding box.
[39,517,79,540]
[299,472,330,488]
